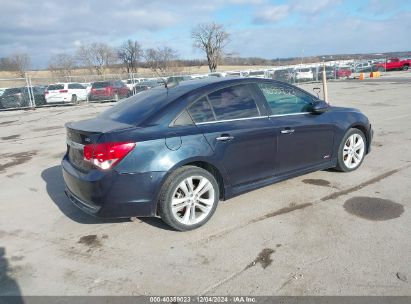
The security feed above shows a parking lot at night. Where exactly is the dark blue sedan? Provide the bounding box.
[62,77,373,231]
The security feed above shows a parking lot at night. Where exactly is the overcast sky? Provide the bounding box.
[1,0,411,68]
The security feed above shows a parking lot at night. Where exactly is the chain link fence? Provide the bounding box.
[1,56,408,111]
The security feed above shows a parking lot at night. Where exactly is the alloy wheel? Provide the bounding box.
[171,176,215,226]
[343,134,365,169]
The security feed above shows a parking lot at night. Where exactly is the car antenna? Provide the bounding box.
[164,79,179,90]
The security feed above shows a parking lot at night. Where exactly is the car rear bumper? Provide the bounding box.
[61,155,166,218]
[46,96,69,103]
[89,94,113,101]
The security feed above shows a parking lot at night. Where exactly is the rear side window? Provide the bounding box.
[173,109,194,126]
[188,97,215,123]
[207,84,260,120]
[47,84,64,91]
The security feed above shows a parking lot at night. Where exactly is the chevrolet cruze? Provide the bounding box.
[62,78,373,231]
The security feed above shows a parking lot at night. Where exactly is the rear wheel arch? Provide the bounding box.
[154,160,226,216]
[157,165,220,231]
[185,161,225,200]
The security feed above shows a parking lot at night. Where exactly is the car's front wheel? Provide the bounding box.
[158,166,219,231]
[336,128,366,172]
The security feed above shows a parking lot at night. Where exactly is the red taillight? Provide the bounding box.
[83,142,135,170]
[59,90,68,93]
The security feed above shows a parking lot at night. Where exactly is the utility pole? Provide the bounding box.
[322,60,328,103]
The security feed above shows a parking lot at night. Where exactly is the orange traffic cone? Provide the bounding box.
[359,73,364,80]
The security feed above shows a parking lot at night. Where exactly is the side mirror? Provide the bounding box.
[312,100,329,114]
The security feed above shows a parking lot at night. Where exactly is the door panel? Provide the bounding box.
[188,83,277,186]
[271,114,334,175]
[255,80,335,176]
[197,118,276,186]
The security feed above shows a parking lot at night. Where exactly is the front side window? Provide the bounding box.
[258,82,314,115]
[206,84,260,120]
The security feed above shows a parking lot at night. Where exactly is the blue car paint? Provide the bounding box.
[62,78,372,218]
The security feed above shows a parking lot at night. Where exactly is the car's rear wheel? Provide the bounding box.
[158,166,219,231]
[336,128,366,172]
[71,95,78,104]
[403,65,409,71]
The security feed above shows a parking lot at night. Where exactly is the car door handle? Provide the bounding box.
[216,135,234,141]
[281,129,295,134]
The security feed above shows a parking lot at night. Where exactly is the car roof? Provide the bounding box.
[99,77,318,127]
[162,77,264,96]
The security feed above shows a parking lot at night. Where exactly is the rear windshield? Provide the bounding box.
[92,82,110,88]
[47,84,64,91]
[99,88,168,125]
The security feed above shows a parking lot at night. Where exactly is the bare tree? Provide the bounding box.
[191,23,229,72]
[0,57,15,71]
[49,53,76,78]
[6,53,31,77]
[144,47,179,76]
[118,39,143,74]
[76,42,118,75]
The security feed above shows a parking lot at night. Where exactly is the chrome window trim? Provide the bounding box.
[269,112,311,118]
[195,116,268,125]
[66,139,85,149]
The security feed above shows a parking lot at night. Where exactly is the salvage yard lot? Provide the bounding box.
[0,77,411,295]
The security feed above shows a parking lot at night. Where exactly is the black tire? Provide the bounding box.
[402,65,409,71]
[71,95,78,104]
[378,66,384,72]
[158,166,219,231]
[336,128,367,172]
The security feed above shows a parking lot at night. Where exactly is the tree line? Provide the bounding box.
[0,22,230,78]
